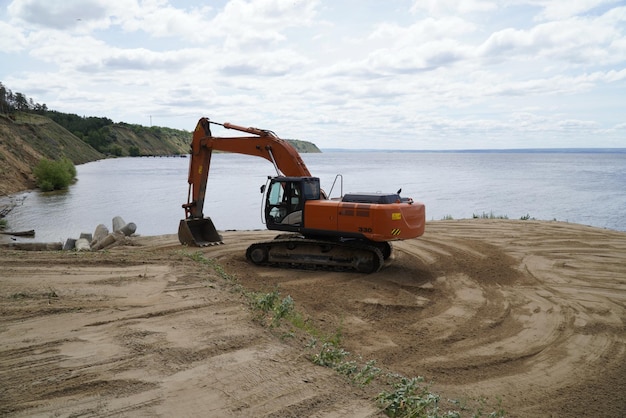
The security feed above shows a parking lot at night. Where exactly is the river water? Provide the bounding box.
[2,151,625,243]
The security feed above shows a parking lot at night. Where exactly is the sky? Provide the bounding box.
[1,0,625,150]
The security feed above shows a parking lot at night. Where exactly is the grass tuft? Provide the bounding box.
[473,211,508,219]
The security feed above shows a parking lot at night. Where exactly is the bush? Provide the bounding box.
[33,157,76,191]
[128,145,141,157]
[108,145,123,156]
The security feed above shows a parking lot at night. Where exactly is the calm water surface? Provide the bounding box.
[2,152,625,243]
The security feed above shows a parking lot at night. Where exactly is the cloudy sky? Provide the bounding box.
[1,0,625,150]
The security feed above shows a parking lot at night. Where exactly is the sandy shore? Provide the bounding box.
[1,220,625,417]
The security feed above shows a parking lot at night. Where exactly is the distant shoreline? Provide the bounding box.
[321,147,626,154]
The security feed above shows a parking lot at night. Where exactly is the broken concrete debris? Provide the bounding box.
[92,224,109,245]
[65,216,138,251]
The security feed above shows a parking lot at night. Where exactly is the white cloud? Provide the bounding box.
[531,0,621,20]
[0,20,27,51]
[0,0,624,149]
[8,0,108,29]
[206,0,320,48]
[410,0,497,15]
[479,10,626,66]
[110,0,215,43]
[370,17,476,42]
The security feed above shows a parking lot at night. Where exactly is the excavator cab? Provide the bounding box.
[264,176,321,232]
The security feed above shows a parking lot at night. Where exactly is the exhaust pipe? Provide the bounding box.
[178,218,223,246]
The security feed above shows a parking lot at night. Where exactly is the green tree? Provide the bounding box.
[13,92,29,111]
[128,145,141,157]
[85,129,107,151]
[0,82,8,114]
[108,145,123,156]
[33,157,76,191]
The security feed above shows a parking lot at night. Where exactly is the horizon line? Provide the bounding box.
[319,147,626,153]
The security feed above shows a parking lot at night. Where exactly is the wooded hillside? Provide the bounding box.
[0,113,103,195]
[0,82,321,196]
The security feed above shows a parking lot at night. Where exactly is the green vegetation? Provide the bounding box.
[285,138,322,153]
[33,157,77,191]
[128,145,141,157]
[45,110,114,152]
[441,212,538,221]
[376,375,448,417]
[473,211,509,219]
[376,374,507,417]
[311,342,381,387]
[0,82,48,114]
[10,288,58,301]
[0,219,7,229]
[250,288,295,328]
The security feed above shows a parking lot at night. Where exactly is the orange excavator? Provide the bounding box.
[179,117,425,273]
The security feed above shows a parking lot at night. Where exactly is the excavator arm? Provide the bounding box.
[179,117,315,246]
[183,117,311,220]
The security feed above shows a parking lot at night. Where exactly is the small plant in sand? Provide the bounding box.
[376,375,448,418]
[250,289,295,327]
[311,342,382,387]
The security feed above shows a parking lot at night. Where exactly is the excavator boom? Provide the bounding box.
[180,117,312,246]
[183,118,310,220]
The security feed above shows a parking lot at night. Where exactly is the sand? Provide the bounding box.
[1,220,625,417]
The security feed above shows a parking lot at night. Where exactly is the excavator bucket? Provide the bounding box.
[178,218,223,246]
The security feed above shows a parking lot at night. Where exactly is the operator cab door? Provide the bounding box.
[264,177,320,232]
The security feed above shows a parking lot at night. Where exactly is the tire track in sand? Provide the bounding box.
[225,221,626,417]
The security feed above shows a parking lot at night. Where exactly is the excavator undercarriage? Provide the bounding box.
[246,234,390,274]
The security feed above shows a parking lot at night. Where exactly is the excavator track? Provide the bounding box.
[246,235,385,273]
